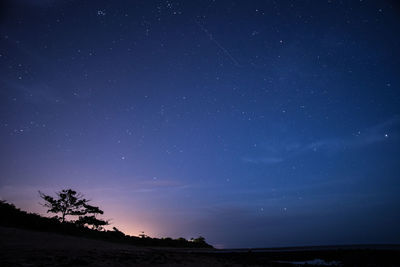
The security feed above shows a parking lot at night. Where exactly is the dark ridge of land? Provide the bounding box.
[2,226,400,266]
[0,200,212,249]
[1,201,399,266]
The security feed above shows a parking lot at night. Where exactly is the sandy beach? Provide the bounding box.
[2,226,400,266]
[0,226,243,266]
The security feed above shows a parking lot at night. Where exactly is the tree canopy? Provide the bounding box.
[39,189,108,229]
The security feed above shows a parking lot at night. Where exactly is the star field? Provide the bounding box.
[0,0,399,248]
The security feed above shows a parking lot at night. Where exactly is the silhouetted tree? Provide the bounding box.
[39,189,88,222]
[111,227,125,238]
[39,189,106,227]
[75,215,108,230]
[139,231,147,238]
[193,236,206,244]
[82,203,104,216]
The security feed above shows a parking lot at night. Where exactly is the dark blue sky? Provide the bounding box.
[1,0,400,248]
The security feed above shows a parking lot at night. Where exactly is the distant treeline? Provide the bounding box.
[0,200,213,248]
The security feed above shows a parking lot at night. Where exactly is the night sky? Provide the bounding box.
[1,0,400,248]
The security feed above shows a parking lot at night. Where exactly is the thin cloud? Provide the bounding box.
[242,157,284,164]
[1,80,62,105]
[304,115,399,153]
[244,115,399,164]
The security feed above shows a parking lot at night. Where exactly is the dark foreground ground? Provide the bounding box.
[1,226,399,266]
